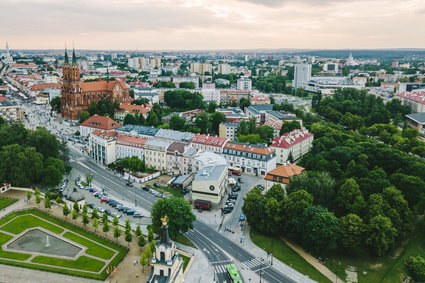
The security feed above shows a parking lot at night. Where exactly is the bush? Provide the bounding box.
[406,255,425,282]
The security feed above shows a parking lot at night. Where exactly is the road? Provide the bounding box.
[22,99,303,283]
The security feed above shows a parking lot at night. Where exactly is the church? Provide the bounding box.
[61,48,130,120]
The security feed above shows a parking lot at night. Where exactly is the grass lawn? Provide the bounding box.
[0,232,31,260]
[0,209,128,280]
[159,186,183,198]
[63,232,115,260]
[0,198,17,210]
[0,215,64,234]
[32,255,105,272]
[325,218,425,283]
[250,230,331,283]
[172,233,196,249]
[181,254,190,271]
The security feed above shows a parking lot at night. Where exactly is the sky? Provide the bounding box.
[1,0,425,50]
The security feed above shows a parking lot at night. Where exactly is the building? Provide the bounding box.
[114,103,151,122]
[79,115,122,137]
[323,63,339,73]
[250,92,271,105]
[1,42,14,64]
[223,142,276,176]
[115,135,148,161]
[270,128,314,164]
[155,129,194,143]
[264,163,305,190]
[398,91,425,113]
[216,107,247,122]
[89,130,118,164]
[265,111,302,125]
[215,78,230,86]
[190,134,228,154]
[201,88,221,104]
[346,52,358,66]
[305,76,361,95]
[0,104,24,122]
[218,63,231,74]
[144,139,172,171]
[292,64,311,89]
[191,165,228,207]
[405,113,425,135]
[61,48,130,120]
[399,83,425,93]
[166,142,189,175]
[64,188,86,211]
[190,63,212,74]
[245,104,273,124]
[147,216,184,283]
[219,90,251,104]
[219,122,239,140]
[116,124,159,139]
[237,78,252,91]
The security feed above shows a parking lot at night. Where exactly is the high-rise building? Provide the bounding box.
[150,57,162,68]
[218,63,231,74]
[190,63,212,74]
[237,78,252,91]
[292,64,311,89]
[2,42,14,64]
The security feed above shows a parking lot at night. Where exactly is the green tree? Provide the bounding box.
[91,207,99,219]
[93,218,99,232]
[135,225,142,237]
[123,113,137,125]
[35,194,41,206]
[125,230,132,246]
[207,101,217,113]
[239,97,250,110]
[56,196,62,205]
[72,209,78,222]
[179,82,195,89]
[42,157,65,187]
[102,211,108,224]
[338,214,364,254]
[336,178,365,216]
[63,205,70,219]
[146,112,159,127]
[406,255,425,282]
[73,201,80,213]
[242,187,266,231]
[79,111,90,123]
[82,213,89,226]
[151,197,196,238]
[138,235,147,248]
[82,203,88,215]
[194,113,211,134]
[113,225,121,241]
[140,248,150,273]
[209,112,226,135]
[85,173,93,186]
[113,215,119,226]
[148,227,154,243]
[50,96,61,112]
[170,115,186,131]
[26,191,32,202]
[366,215,397,257]
[280,121,302,135]
[103,220,110,235]
[44,196,51,210]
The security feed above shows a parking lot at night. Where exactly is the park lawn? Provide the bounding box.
[31,255,105,272]
[0,232,31,260]
[63,231,115,260]
[159,186,183,198]
[250,230,331,283]
[325,218,425,283]
[0,215,64,235]
[0,198,17,210]
[181,254,190,271]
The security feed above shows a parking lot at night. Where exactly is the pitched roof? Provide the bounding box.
[116,103,150,115]
[30,83,62,91]
[116,135,148,148]
[264,164,305,184]
[406,113,425,124]
[81,115,122,130]
[191,134,228,147]
[80,80,128,92]
[224,141,275,155]
[271,128,313,149]
[167,142,187,153]
[92,129,119,139]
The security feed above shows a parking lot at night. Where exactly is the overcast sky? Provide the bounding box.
[1,0,424,50]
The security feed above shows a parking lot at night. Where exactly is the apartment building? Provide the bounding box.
[270,128,314,164]
[190,134,228,154]
[89,130,118,165]
[144,139,172,171]
[115,135,148,161]
[219,122,239,140]
[80,115,122,137]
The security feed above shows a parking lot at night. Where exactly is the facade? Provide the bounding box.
[89,130,118,164]
[144,139,172,171]
[398,91,425,113]
[237,78,252,91]
[166,142,189,175]
[223,142,276,176]
[264,163,305,190]
[292,64,311,89]
[191,165,228,207]
[219,122,239,140]
[0,105,24,122]
[190,63,212,74]
[61,48,130,120]
[201,88,221,104]
[155,129,194,143]
[219,90,251,104]
[79,115,122,137]
[148,217,184,283]
[216,107,248,122]
[218,63,231,75]
[405,113,425,135]
[265,111,302,125]
[245,104,273,124]
[115,135,148,161]
[270,128,314,164]
[190,134,228,154]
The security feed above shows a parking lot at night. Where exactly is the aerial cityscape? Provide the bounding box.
[1,1,425,283]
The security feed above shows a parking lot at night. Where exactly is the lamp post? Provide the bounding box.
[259,269,264,283]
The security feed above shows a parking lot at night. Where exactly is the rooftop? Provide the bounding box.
[155,129,194,142]
[144,138,172,149]
[265,163,305,184]
[271,128,313,149]
[191,134,228,147]
[406,113,425,124]
[193,165,227,182]
[224,141,275,155]
[116,124,159,136]
[80,80,129,92]
[245,104,273,114]
[116,103,150,115]
[116,135,148,148]
[80,115,122,131]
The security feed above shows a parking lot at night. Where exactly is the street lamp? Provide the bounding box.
[259,269,264,283]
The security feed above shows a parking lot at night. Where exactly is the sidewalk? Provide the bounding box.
[175,244,215,283]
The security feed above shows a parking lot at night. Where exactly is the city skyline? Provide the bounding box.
[1,0,425,50]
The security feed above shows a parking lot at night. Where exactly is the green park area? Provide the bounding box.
[0,209,128,280]
[0,198,17,210]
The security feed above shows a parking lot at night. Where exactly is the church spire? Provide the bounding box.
[64,44,69,64]
[72,42,77,65]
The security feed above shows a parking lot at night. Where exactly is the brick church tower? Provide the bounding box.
[61,47,83,120]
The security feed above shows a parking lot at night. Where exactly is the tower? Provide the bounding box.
[61,46,82,120]
[3,42,14,64]
[292,63,312,89]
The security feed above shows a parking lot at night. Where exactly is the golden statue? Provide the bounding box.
[161,215,168,226]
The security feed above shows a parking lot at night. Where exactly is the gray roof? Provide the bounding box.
[144,138,172,149]
[66,188,85,202]
[116,125,159,136]
[193,165,227,182]
[246,104,273,114]
[171,174,192,185]
[406,113,425,124]
[155,129,194,142]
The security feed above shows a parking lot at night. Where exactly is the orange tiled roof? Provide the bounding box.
[116,103,150,115]
[191,134,228,147]
[30,83,62,91]
[80,80,128,92]
[224,141,275,155]
[10,63,37,68]
[92,129,119,138]
[264,164,305,184]
[116,135,148,148]
[80,115,122,130]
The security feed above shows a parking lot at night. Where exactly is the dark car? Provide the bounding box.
[229,193,238,199]
[153,183,161,188]
[257,184,265,190]
[106,199,115,204]
[181,188,189,195]
[119,207,131,213]
[142,186,150,191]
[232,187,241,192]
[126,182,134,187]
[126,210,135,215]
[105,209,113,216]
[87,203,95,209]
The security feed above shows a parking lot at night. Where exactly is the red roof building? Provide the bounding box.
[80,115,122,136]
[265,163,305,189]
[270,128,314,164]
[190,134,229,154]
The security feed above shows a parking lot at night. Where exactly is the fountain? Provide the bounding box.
[45,235,50,247]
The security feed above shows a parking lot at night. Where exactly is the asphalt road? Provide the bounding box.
[24,101,298,283]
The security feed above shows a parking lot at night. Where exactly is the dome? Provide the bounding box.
[66,188,85,202]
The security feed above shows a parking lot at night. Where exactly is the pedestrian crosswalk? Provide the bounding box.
[213,264,227,274]
[242,258,264,269]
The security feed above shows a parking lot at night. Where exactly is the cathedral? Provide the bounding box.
[61,48,130,120]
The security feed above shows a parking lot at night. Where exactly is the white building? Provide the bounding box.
[219,122,239,140]
[191,165,228,207]
[270,128,314,164]
[292,64,312,89]
[237,78,252,91]
[144,139,172,171]
[201,88,221,104]
[190,134,228,154]
[89,130,118,165]
[115,135,148,161]
[222,142,276,176]
[218,63,231,75]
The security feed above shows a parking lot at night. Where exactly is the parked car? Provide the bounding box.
[126,210,135,215]
[194,200,212,211]
[100,197,109,202]
[111,202,121,208]
[153,183,161,188]
[229,193,238,199]
[88,187,96,193]
[142,186,150,191]
[126,182,133,187]
[257,184,265,190]
[181,188,189,195]
[232,187,241,192]
[133,212,143,218]
[105,209,113,216]
[97,207,105,213]
[111,212,122,218]
[231,170,241,176]
[106,199,115,204]
[87,203,95,209]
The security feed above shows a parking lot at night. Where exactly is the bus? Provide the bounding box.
[226,264,244,283]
